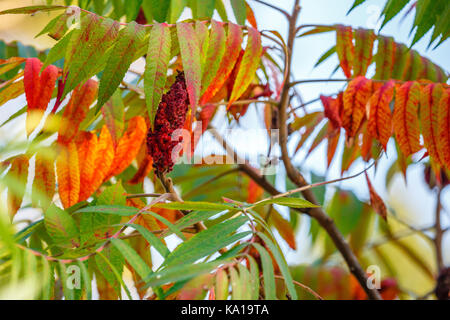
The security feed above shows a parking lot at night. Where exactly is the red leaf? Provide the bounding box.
[24,58,42,109]
[247,178,263,203]
[342,76,372,138]
[437,88,450,169]
[353,28,376,76]
[56,141,80,208]
[365,172,387,220]
[420,83,444,166]
[367,80,395,150]
[393,81,421,157]
[320,95,342,129]
[6,155,29,217]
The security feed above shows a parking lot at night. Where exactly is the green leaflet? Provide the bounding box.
[0,5,66,15]
[201,20,226,94]
[101,89,125,145]
[253,196,318,209]
[127,223,170,258]
[258,232,298,300]
[76,205,139,216]
[144,260,222,288]
[247,255,260,300]
[228,26,262,106]
[111,238,152,280]
[63,14,120,97]
[77,260,92,300]
[43,29,75,69]
[144,23,171,128]
[177,22,202,116]
[161,215,249,268]
[237,264,252,300]
[44,204,79,246]
[95,246,126,297]
[142,0,170,22]
[252,243,276,300]
[97,22,146,111]
[230,0,247,25]
[215,269,229,300]
[152,201,234,211]
[229,266,242,300]
[314,45,336,68]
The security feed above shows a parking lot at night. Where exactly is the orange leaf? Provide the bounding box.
[342,76,372,138]
[106,116,147,179]
[87,125,115,198]
[327,127,340,167]
[247,178,263,203]
[367,80,395,150]
[32,151,55,209]
[353,28,376,77]
[56,142,80,208]
[393,81,421,157]
[76,132,99,202]
[200,22,243,104]
[420,83,444,167]
[336,25,355,78]
[6,155,29,217]
[57,79,98,144]
[437,88,450,169]
[270,208,296,250]
[365,172,387,221]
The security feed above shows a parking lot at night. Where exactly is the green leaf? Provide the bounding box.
[162,215,249,267]
[258,232,298,300]
[144,210,187,241]
[43,29,75,69]
[191,0,216,19]
[0,5,66,15]
[252,243,276,300]
[379,0,409,31]
[237,263,252,300]
[214,269,229,300]
[230,0,246,25]
[152,201,234,211]
[101,89,125,144]
[76,205,139,216]
[144,260,222,288]
[253,197,318,209]
[346,0,367,15]
[77,260,92,300]
[111,238,152,279]
[97,22,146,110]
[144,23,171,128]
[229,266,242,300]
[96,247,131,299]
[142,0,170,22]
[247,255,260,299]
[177,22,202,114]
[314,45,336,68]
[63,14,120,96]
[44,204,79,245]
[175,210,221,230]
[127,223,170,258]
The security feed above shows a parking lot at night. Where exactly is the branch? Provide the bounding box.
[434,188,444,272]
[277,0,382,300]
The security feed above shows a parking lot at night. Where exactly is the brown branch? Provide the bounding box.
[273,275,324,300]
[274,0,381,300]
[434,188,444,272]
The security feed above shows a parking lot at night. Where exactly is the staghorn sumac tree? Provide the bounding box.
[0,0,448,301]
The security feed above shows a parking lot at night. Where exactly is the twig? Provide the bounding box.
[273,275,324,300]
[434,188,444,272]
[252,0,290,17]
[126,193,162,199]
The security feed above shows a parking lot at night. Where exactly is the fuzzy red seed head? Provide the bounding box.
[147,72,189,173]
